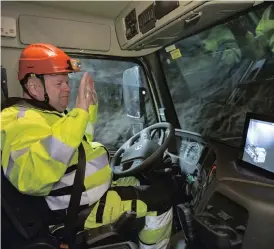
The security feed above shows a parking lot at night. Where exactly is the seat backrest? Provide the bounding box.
[1,170,52,240]
[1,69,60,241]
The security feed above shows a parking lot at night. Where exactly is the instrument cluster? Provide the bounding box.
[178,137,205,174]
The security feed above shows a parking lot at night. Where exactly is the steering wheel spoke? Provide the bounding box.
[140,130,151,141]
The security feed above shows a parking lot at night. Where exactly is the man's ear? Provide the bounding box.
[26,78,39,97]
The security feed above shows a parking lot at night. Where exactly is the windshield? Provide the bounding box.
[159,3,274,146]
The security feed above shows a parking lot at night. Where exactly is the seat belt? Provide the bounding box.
[1,65,8,99]
[64,142,86,247]
[1,65,9,109]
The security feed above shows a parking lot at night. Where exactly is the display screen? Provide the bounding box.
[242,118,274,173]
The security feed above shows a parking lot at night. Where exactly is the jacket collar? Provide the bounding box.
[3,97,62,113]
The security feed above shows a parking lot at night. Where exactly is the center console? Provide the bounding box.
[177,112,274,249]
[192,193,248,249]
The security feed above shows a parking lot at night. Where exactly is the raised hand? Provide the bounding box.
[75,72,97,112]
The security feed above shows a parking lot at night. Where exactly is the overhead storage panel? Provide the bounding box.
[116,0,255,51]
[19,14,111,51]
[115,1,203,50]
[129,1,255,50]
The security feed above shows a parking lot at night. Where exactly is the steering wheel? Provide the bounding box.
[111,122,174,176]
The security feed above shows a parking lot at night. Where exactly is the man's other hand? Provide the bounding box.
[75,72,98,112]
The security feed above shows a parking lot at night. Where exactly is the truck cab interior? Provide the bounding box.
[1,1,274,249]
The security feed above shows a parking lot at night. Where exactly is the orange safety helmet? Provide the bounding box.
[18,43,80,81]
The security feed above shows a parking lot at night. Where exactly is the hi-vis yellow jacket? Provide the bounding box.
[1,98,112,211]
[1,98,172,248]
[256,4,274,53]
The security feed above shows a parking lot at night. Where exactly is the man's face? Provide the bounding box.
[44,74,71,112]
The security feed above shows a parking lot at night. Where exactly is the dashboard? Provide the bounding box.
[168,129,274,249]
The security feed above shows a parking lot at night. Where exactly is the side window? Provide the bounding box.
[67,57,157,152]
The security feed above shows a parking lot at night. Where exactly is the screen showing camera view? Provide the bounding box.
[243,118,274,173]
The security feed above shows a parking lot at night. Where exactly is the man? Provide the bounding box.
[246,4,274,58]
[1,43,173,249]
[201,24,241,66]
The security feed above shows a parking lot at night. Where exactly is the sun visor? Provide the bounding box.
[19,15,111,52]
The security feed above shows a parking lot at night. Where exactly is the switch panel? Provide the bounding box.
[1,16,17,38]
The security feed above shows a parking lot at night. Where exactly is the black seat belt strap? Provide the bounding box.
[64,142,86,247]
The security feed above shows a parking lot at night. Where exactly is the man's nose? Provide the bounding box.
[63,83,71,92]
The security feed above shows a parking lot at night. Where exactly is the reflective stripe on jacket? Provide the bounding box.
[1,98,112,211]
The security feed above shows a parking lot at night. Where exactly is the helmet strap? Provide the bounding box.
[35,75,49,104]
[20,81,36,101]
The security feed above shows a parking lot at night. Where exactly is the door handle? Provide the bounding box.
[185,11,203,24]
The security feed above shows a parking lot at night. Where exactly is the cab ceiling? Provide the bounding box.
[30,1,132,19]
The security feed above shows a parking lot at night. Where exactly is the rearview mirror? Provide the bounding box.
[122,66,145,119]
